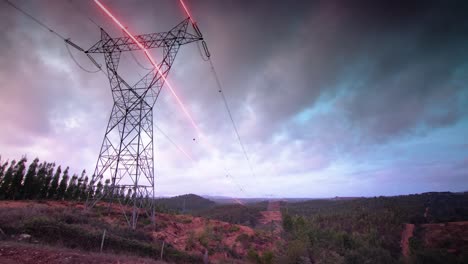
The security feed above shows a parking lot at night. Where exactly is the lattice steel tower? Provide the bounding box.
[85,19,201,229]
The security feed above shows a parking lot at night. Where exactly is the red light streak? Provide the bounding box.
[94,0,202,138]
[179,0,194,23]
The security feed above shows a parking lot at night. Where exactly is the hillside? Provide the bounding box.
[0,200,279,263]
[279,192,468,263]
[154,194,216,213]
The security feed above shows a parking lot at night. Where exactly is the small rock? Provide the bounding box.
[18,233,32,242]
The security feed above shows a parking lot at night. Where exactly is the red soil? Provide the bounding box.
[0,242,165,264]
[258,201,283,234]
[152,212,277,262]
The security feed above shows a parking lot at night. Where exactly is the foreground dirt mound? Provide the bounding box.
[153,213,278,262]
[0,242,165,264]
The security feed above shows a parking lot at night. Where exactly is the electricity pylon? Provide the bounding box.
[85,19,201,229]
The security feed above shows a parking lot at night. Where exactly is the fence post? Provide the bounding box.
[100,229,106,253]
[160,241,165,260]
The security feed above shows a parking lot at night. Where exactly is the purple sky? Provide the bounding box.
[0,0,467,198]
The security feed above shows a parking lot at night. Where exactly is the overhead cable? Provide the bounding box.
[3,0,67,40]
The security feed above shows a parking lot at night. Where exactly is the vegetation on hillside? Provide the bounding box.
[195,201,268,227]
[279,193,468,263]
[0,156,216,216]
[154,194,216,214]
[0,204,202,263]
[0,157,97,202]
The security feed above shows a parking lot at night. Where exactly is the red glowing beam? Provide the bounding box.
[93,0,202,137]
[179,0,194,23]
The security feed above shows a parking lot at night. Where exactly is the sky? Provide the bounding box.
[0,0,467,198]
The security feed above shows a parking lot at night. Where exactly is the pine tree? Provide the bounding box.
[65,174,78,200]
[0,161,9,183]
[57,167,69,200]
[0,160,16,199]
[22,158,39,199]
[80,176,89,201]
[40,163,54,199]
[73,170,86,200]
[103,179,110,201]
[10,158,27,200]
[48,165,61,199]
[33,163,48,199]
[95,180,103,198]
[119,186,126,201]
[125,188,133,204]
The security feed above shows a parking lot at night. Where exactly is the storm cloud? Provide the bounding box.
[0,0,467,197]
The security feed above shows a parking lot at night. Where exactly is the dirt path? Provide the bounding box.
[258,201,283,234]
[0,242,165,264]
[400,223,415,258]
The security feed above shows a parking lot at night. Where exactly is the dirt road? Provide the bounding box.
[400,223,415,258]
[258,201,283,234]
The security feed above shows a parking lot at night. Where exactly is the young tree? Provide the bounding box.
[48,165,61,199]
[10,157,27,200]
[22,158,39,199]
[0,160,16,199]
[56,167,70,200]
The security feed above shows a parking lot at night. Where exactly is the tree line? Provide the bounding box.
[0,156,135,202]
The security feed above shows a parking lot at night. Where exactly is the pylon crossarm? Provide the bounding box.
[86,19,201,54]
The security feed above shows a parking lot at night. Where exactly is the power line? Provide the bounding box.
[178,0,257,198]
[65,42,101,73]
[3,0,104,76]
[208,58,258,181]
[68,0,101,29]
[3,0,67,40]
[155,124,194,162]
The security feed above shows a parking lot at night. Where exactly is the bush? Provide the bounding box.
[247,248,261,263]
[236,233,252,248]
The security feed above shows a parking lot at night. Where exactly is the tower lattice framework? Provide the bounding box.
[85,19,201,229]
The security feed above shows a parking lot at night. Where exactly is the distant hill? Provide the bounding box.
[202,195,315,204]
[154,194,216,213]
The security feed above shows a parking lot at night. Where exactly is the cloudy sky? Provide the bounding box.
[1,0,467,198]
